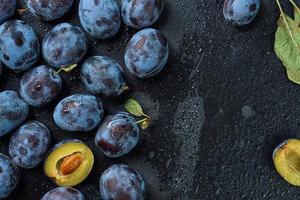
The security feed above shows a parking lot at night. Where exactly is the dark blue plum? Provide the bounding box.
[20,65,62,107]
[100,164,146,200]
[223,0,260,26]
[124,28,168,78]
[79,0,121,39]
[0,20,40,71]
[81,56,127,97]
[0,0,16,25]
[53,94,104,132]
[95,112,139,158]
[42,23,88,68]
[0,153,19,199]
[27,0,74,21]
[121,0,164,29]
[0,90,29,137]
[9,121,51,169]
[41,187,84,200]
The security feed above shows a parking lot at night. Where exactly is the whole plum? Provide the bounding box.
[223,0,260,26]
[100,164,146,200]
[0,90,29,137]
[53,94,104,132]
[0,153,20,199]
[124,28,168,78]
[42,23,88,68]
[9,121,51,169]
[41,187,84,200]
[121,0,164,29]
[81,56,127,97]
[0,0,16,25]
[95,112,139,157]
[27,0,74,21]
[79,0,121,39]
[19,65,62,107]
[0,20,40,71]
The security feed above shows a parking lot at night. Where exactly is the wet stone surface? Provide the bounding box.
[1,0,300,199]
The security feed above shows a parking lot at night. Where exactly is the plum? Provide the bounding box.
[81,56,127,97]
[41,187,84,200]
[0,90,29,137]
[53,94,104,132]
[0,153,19,199]
[95,112,139,157]
[44,139,94,187]
[273,139,300,186]
[0,20,40,71]
[19,65,62,107]
[223,0,260,26]
[9,121,51,169]
[121,0,164,29]
[27,0,74,21]
[100,164,146,200]
[0,0,16,25]
[42,23,88,68]
[78,0,121,39]
[124,28,168,78]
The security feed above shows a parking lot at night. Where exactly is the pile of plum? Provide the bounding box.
[0,0,168,199]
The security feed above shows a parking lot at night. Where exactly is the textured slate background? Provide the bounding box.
[1,0,300,199]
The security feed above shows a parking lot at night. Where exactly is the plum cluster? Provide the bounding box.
[0,0,170,199]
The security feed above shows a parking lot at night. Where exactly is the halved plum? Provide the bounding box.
[44,139,94,187]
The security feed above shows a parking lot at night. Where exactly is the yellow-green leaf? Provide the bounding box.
[125,98,144,117]
[274,12,300,84]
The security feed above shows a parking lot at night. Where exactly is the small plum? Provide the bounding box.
[27,0,74,21]
[41,187,84,200]
[100,164,146,200]
[78,0,121,39]
[0,20,40,71]
[20,65,62,107]
[42,23,88,68]
[95,112,139,158]
[121,0,164,29]
[0,0,16,25]
[9,121,51,169]
[0,90,29,137]
[124,28,169,78]
[81,56,127,97]
[0,153,20,199]
[223,0,260,26]
[53,94,104,132]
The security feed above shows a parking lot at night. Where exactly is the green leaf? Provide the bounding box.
[125,98,144,117]
[274,12,300,84]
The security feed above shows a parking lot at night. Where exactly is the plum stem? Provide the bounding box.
[18,8,28,15]
[123,85,130,91]
[55,64,77,75]
[136,118,148,124]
